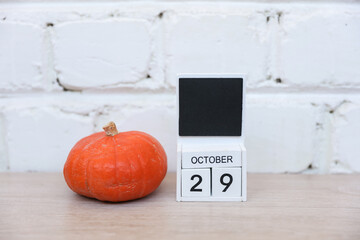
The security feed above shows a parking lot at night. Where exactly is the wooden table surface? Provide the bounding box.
[0,173,359,240]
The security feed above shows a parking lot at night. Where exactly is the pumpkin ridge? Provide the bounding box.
[135,133,167,168]
[120,135,144,198]
[111,135,121,199]
[134,133,166,194]
[83,134,107,198]
[64,132,96,193]
[134,136,146,197]
[67,132,105,197]
[130,134,149,196]
[133,132,164,153]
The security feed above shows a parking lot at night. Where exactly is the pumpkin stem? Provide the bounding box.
[103,121,119,136]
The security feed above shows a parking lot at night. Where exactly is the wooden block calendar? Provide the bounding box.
[176,74,247,202]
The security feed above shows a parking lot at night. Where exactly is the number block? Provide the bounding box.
[181,169,211,197]
[212,168,242,198]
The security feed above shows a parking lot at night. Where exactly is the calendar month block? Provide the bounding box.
[182,144,242,169]
[176,74,246,202]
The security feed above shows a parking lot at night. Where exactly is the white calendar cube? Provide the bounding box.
[176,74,247,202]
[181,169,211,197]
[212,168,242,197]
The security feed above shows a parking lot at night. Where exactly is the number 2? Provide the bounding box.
[220,173,233,192]
[190,175,203,192]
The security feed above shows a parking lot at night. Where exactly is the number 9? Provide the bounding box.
[220,173,233,192]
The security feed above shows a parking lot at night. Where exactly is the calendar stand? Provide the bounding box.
[176,74,247,202]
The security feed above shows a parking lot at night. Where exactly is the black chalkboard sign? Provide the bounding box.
[179,78,243,136]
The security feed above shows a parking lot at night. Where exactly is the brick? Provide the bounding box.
[332,102,360,173]
[246,96,318,173]
[53,20,151,90]
[164,14,269,88]
[279,8,360,88]
[5,107,94,172]
[0,23,44,91]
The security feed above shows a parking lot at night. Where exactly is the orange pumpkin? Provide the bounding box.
[63,121,167,202]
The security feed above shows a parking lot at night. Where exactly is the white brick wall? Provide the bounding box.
[279,8,360,88]
[0,1,359,173]
[0,22,44,91]
[332,100,360,173]
[53,19,152,89]
[5,106,94,171]
[246,95,318,173]
[164,13,269,87]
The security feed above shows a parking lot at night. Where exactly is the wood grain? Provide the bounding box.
[0,173,359,240]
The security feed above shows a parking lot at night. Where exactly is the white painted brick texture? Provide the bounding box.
[164,13,269,88]
[0,2,359,173]
[332,101,360,173]
[5,107,94,172]
[0,23,44,91]
[53,20,152,89]
[279,8,360,88]
[246,96,318,173]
